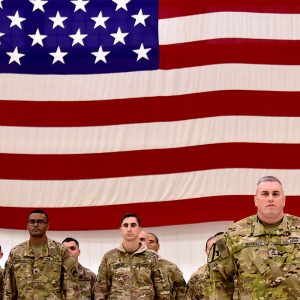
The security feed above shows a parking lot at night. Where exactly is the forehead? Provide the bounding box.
[122,216,138,225]
[63,241,78,248]
[257,181,283,193]
[148,234,157,242]
[28,213,47,220]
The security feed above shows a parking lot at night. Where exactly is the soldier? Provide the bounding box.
[208,175,300,299]
[0,245,4,300]
[62,237,96,299]
[4,209,79,300]
[143,231,186,300]
[94,213,170,299]
[185,232,224,300]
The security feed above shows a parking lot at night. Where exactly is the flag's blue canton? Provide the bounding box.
[0,0,159,74]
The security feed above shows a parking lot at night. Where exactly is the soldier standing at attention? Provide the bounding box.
[94,213,170,299]
[140,231,186,300]
[185,232,224,300]
[0,245,4,300]
[62,237,96,299]
[4,209,79,300]
[208,175,300,299]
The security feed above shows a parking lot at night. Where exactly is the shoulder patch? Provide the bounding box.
[71,266,78,278]
[207,243,221,263]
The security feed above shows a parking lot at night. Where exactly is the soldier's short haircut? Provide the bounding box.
[257,176,282,186]
[28,209,48,221]
[120,213,141,226]
[62,237,79,248]
[205,232,224,252]
[148,232,159,245]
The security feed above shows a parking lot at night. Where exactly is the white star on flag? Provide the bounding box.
[131,9,149,27]
[28,28,47,46]
[0,0,4,9]
[49,11,68,29]
[29,0,48,12]
[71,0,89,12]
[110,27,129,45]
[0,32,4,39]
[91,46,110,63]
[133,43,151,61]
[7,10,26,29]
[112,0,131,11]
[91,11,110,29]
[49,46,68,64]
[69,29,88,46]
[6,47,25,65]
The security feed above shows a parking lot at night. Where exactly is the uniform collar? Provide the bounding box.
[253,214,290,236]
[118,242,147,254]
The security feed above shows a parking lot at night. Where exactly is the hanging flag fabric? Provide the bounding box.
[1,0,300,230]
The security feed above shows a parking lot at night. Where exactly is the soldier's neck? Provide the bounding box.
[122,240,141,253]
[29,235,47,247]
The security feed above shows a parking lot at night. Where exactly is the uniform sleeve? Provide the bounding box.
[3,252,17,300]
[170,266,186,300]
[207,235,236,300]
[90,271,96,300]
[0,268,4,300]
[61,248,80,299]
[152,261,171,300]
[94,255,110,300]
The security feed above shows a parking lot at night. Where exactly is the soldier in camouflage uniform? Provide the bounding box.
[4,209,79,300]
[185,232,224,300]
[94,213,170,299]
[142,232,186,300]
[62,237,96,299]
[208,175,300,299]
[0,245,4,300]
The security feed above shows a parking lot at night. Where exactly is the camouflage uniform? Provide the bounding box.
[4,238,80,300]
[157,259,186,300]
[208,214,300,299]
[78,263,96,300]
[185,264,211,300]
[94,243,170,299]
[0,266,4,300]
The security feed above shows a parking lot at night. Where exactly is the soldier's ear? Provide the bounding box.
[254,195,258,207]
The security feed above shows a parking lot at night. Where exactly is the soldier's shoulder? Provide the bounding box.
[103,248,118,258]
[190,264,209,280]
[144,249,159,260]
[79,264,96,279]
[227,215,256,237]
[286,214,300,228]
[9,241,28,255]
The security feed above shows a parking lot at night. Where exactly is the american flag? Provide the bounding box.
[1,0,300,230]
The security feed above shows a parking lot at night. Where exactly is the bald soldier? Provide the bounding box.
[94,213,170,299]
[185,232,224,300]
[140,231,186,300]
[4,209,79,300]
[208,176,300,299]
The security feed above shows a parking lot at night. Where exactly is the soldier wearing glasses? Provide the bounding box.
[4,209,80,300]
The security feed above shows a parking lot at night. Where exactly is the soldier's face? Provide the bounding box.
[120,217,141,242]
[139,230,150,246]
[147,234,160,252]
[254,181,285,223]
[63,241,80,259]
[27,213,49,237]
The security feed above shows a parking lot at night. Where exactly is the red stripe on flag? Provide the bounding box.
[1,90,300,126]
[160,39,300,70]
[159,0,300,19]
[0,195,299,230]
[1,143,300,180]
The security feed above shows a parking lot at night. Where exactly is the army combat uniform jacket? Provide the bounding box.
[78,263,96,300]
[4,238,79,300]
[94,243,170,299]
[0,266,4,300]
[208,214,300,299]
[157,258,186,300]
[185,264,211,300]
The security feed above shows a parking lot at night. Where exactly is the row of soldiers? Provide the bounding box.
[1,175,300,299]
